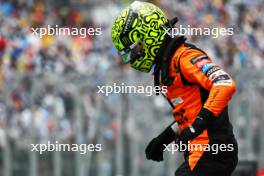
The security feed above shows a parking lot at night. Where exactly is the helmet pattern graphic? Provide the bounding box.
[111,1,168,72]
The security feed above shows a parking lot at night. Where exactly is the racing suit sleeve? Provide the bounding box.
[179,49,236,117]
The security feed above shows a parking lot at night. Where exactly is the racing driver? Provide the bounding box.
[111,1,238,176]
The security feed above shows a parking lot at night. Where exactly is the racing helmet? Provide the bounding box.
[111,1,169,72]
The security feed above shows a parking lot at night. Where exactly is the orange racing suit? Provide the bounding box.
[159,41,237,174]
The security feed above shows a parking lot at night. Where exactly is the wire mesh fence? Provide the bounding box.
[0,69,263,176]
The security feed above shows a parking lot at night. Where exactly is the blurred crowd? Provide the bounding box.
[159,0,264,70]
[0,0,263,75]
[0,0,264,175]
[0,1,119,174]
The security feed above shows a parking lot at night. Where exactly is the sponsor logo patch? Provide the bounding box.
[214,80,233,86]
[201,63,216,73]
[209,70,228,80]
[205,66,221,77]
[190,55,208,64]
[171,97,183,107]
[195,59,211,70]
[213,75,230,83]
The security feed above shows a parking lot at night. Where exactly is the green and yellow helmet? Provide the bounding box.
[111,1,169,72]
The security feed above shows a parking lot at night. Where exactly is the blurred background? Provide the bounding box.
[0,0,264,176]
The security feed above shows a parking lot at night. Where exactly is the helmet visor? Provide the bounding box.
[120,41,145,64]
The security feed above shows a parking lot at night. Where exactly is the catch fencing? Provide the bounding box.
[0,69,263,176]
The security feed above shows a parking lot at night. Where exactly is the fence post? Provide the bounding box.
[29,75,38,176]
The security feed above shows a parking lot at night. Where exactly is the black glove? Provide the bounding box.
[178,108,214,144]
[145,122,178,162]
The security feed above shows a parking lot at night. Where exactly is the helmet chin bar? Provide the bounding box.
[120,41,145,64]
[129,41,145,63]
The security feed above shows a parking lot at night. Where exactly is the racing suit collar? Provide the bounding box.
[154,35,186,88]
